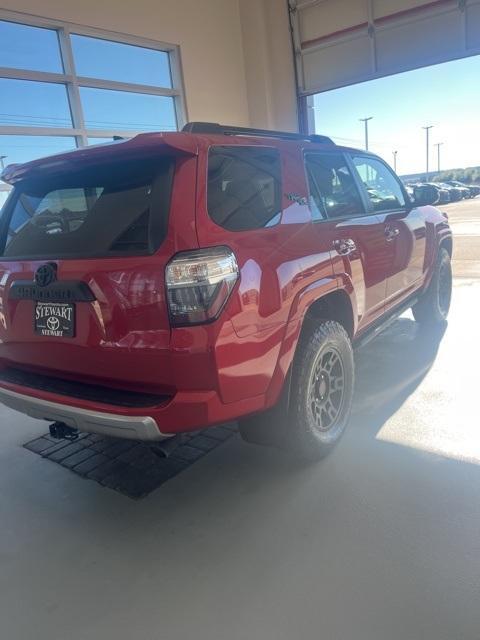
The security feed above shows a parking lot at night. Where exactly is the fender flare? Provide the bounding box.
[264,275,356,407]
[423,224,452,291]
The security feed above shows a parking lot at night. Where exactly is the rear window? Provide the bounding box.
[0,157,174,260]
[207,146,282,231]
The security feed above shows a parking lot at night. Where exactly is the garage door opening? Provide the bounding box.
[309,54,480,180]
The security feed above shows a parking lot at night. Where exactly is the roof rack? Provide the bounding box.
[182,122,334,145]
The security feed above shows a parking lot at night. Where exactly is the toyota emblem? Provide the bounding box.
[46,317,60,331]
[35,263,57,287]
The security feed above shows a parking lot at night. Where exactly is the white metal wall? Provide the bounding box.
[290,0,480,95]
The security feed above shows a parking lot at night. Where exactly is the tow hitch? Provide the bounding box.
[150,434,185,458]
[49,421,79,441]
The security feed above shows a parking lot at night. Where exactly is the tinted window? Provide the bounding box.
[305,153,364,220]
[352,156,405,212]
[71,34,172,88]
[207,147,282,231]
[1,158,174,259]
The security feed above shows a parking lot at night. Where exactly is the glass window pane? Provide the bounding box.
[208,147,282,231]
[1,157,175,259]
[72,34,172,87]
[305,153,364,220]
[87,137,119,145]
[0,187,12,211]
[0,20,63,73]
[352,156,405,212]
[0,135,77,166]
[80,87,176,132]
[0,79,72,128]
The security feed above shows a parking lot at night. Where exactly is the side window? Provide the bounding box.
[352,156,405,212]
[207,146,282,231]
[305,152,364,220]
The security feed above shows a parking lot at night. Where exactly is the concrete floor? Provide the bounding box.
[1,199,480,640]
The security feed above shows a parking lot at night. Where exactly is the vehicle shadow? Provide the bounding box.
[54,316,450,529]
[182,315,448,481]
[350,316,446,434]
[45,315,448,509]
[216,315,449,485]
[133,316,449,506]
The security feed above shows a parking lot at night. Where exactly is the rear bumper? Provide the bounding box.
[0,379,268,440]
[0,386,168,441]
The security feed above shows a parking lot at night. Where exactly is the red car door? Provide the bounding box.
[350,154,427,311]
[304,151,389,331]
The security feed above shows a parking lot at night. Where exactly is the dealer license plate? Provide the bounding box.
[34,302,75,338]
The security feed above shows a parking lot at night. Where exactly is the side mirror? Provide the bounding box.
[412,185,439,206]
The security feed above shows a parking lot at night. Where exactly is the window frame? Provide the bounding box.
[0,9,187,148]
[349,153,409,215]
[303,150,370,223]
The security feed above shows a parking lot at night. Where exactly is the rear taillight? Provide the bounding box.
[165,246,239,326]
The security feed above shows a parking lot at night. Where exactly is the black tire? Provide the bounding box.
[239,320,354,461]
[286,320,354,460]
[412,247,452,326]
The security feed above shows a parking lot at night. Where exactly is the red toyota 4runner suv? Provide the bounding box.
[0,123,452,459]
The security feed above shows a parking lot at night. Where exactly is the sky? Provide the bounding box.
[313,54,480,176]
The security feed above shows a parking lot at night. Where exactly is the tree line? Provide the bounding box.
[434,166,480,184]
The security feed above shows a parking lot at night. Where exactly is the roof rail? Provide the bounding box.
[182,122,334,145]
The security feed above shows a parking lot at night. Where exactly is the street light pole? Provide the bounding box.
[422,126,433,181]
[0,156,7,172]
[392,150,398,173]
[434,142,443,173]
[359,117,373,151]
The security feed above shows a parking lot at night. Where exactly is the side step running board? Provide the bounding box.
[353,296,419,350]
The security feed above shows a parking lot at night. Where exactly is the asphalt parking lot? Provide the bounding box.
[1,198,479,640]
[445,197,480,278]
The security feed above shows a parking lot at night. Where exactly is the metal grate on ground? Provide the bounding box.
[24,424,237,499]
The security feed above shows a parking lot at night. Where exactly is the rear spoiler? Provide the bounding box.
[1,132,198,185]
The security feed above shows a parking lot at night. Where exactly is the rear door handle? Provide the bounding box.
[385,226,400,241]
[333,238,357,256]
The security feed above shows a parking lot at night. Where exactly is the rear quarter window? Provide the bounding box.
[0,156,174,260]
[207,146,282,231]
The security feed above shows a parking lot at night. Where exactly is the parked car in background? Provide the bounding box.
[466,184,480,197]
[410,183,441,205]
[445,180,472,199]
[0,122,453,461]
[426,183,451,204]
[437,182,463,202]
